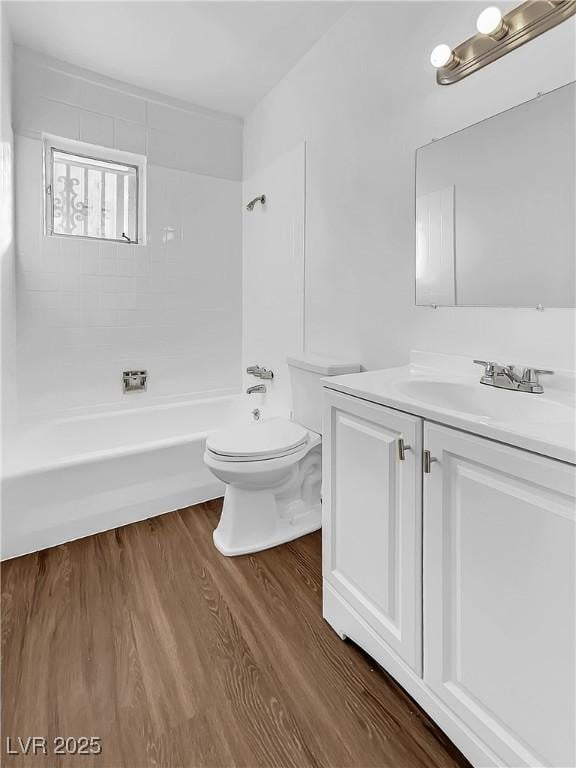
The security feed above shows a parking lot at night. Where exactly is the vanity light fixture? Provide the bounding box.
[431,0,576,85]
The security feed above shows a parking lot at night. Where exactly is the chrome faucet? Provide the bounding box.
[473,360,554,394]
[246,384,266,395]
[246,365,274,380]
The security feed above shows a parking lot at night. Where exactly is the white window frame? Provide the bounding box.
[43,134,147,245]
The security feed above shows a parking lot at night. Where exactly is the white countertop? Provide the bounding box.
[322,351,576,465]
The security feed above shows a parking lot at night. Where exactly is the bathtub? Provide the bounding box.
[2,395,283,560]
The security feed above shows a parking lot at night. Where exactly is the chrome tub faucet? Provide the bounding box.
[246,384,266,395]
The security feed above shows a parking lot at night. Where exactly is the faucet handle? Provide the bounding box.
[518,367,554,393]
[246,364,274,379]
[473,359,494,374]
[521,367,554,383]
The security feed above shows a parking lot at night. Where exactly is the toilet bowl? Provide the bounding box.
[205,418,322,555]
[204,353,360,556]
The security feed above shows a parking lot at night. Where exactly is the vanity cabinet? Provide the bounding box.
[424,423,575,768]
[322,389,423,673]
[323,388,576,768]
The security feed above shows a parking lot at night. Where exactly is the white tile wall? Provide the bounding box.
[13,46,242,181]
[13,49,243,418]
[79,110,114,147]
[15,95,81,140]
[115,119,147,154]
[77,80,147,125]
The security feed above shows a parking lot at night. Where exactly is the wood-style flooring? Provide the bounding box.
[2,500,471,768]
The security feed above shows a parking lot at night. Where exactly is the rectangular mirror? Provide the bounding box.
[415,82,575,307]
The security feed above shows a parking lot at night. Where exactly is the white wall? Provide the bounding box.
[0,9,16,454]
[244,3,576,373]
[242,143,305,415]
[13,47,243,418]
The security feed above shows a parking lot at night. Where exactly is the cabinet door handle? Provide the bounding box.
[423,449,437,473]
[397,438,412,461]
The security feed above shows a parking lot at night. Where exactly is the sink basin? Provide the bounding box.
[391,379,572,424]
[324,352,576,463]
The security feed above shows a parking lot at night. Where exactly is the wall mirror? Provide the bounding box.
[415,82,575,307]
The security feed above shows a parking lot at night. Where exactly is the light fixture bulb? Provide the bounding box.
[430,44,454,69]
[476,6,509,38]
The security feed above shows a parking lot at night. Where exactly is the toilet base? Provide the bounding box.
[211,442,322,556]
[213,508,321,557]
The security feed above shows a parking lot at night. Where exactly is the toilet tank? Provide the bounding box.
[287,353,361,434]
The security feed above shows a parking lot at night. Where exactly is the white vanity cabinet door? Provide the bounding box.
[323,389,423,673]
[424,423,576,768]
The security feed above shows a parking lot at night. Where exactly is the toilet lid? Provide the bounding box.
[206,419,309,460]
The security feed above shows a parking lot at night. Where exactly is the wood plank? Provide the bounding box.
[2,499,471,768]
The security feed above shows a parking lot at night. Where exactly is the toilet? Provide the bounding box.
[204,353,360,556]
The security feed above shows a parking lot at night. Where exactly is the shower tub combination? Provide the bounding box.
[2,395,279,560]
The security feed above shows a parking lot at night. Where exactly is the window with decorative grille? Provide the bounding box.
[44,137,146,244]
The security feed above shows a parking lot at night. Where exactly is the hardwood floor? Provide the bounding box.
[2,500,471,768]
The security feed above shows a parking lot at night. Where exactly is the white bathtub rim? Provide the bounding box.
[4,397,290,479]
[19,385,242,425]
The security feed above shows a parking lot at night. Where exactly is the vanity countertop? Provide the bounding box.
[322,351,576,465]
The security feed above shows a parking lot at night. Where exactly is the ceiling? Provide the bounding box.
[5,1,351,117]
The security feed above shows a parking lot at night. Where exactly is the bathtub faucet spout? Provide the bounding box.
[246,384,266,395]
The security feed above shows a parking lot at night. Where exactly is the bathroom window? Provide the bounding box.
[43,136,146,244]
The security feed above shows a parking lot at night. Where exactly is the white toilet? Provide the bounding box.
[204,353,360,556]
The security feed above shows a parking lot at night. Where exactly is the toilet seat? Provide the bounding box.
[206,418,309,462]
